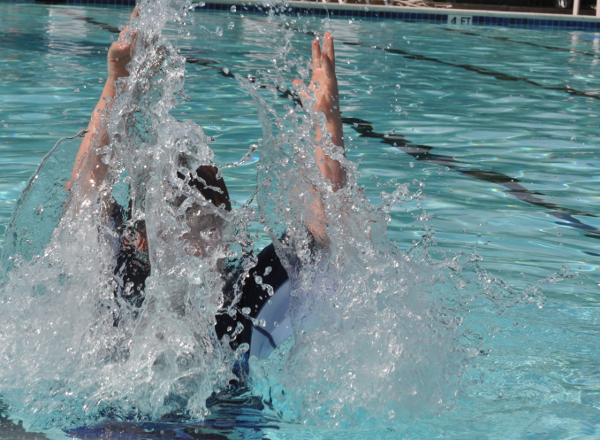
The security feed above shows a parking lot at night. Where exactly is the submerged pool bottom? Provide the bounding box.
[0,1,599,439]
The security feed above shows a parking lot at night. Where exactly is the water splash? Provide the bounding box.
[236,63,544,426]
[0,0,546,433]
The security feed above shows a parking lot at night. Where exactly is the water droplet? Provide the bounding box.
[369,86,373,91]
[74,88,79,94]
[110,36,114,41]
[274,321,279,327]
[241,307,251,314]
[259,319,266,327]
[227,326,232,332]
[557,232,562,237]
[348,19,353,24]
[395,106,402,112]
[230,5,237,12]
[62,110,67,116]
[365,7,369,11]
[264,266,272,276]
[215,26,223,36]
[228,21,235,29]
[99,78,103,83]
[83,85,86,89]
[396,84,400,89]
[222,67,230,75]
[571,136,576,142]
[529,68,534,72]
[199,1,205,6]
[409,162,414,168]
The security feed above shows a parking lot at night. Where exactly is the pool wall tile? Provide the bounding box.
[30,0,600,30]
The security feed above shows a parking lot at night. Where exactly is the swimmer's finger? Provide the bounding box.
[323,32,335,66]
[292,79,308,95]
[312,38,322,70]
[110,41,130,54]
[292,79,311,106]
[118,26,129,42]
[117,7,138,43]
[322,52,335,80]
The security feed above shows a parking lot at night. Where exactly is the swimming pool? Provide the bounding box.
[0,1,599,438]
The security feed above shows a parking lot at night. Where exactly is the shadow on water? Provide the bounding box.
[443,27,600,60]
[343,41,600,100]
[340,117,600,240]
[1,393,279,439]
[68,392,279,439]
[0,401,49,440]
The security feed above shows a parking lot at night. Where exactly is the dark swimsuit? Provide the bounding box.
[110,165,291,363]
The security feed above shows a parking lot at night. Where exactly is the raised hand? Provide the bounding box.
[68,7,138,191]
[107,7,138,85]
[293,32,346,191]
[293,32,341,128]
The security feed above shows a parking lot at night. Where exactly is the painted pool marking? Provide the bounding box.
[444,27,600,60]
[74,6,599,101]
[344,41,600,101]
[448,15,473,26]
[58,11,600,241]
[339,116,600,240]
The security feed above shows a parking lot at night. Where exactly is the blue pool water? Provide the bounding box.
[0,1,599,438]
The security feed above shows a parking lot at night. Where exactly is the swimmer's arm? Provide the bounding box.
[67,79,117,192]
[293,33,346,192]
[310,34,346,193]
[67,22,134,192]
[293,33,346,243]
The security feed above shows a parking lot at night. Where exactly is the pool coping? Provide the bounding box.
[59,0,600,29]
[197,0,600,29]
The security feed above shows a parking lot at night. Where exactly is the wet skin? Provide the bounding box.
[69,8,346,253]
